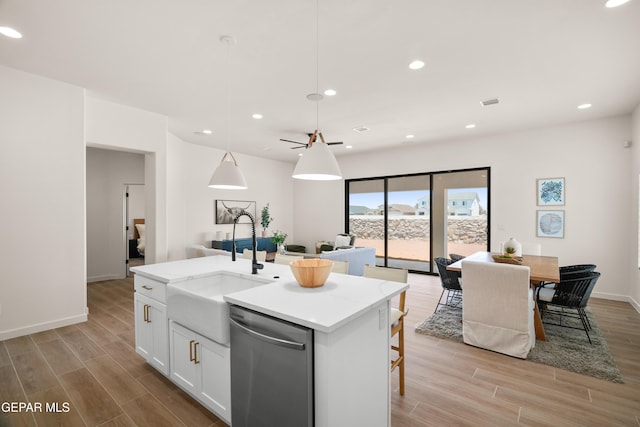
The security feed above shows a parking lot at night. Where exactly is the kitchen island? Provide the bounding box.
[131,256,407,427]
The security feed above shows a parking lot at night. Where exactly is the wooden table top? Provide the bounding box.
[447,251,560,283]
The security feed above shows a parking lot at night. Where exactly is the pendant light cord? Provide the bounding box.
[225,37,231,154]
[315,0,320,132]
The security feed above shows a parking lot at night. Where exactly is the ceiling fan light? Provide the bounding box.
[208,152,248,189]
[605,0,630,7]
[292,142,342,180]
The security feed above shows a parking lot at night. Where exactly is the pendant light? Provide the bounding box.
[292,0,342,181]
[208,35,248,190]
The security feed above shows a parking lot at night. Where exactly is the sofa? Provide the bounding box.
[319,247,376,276]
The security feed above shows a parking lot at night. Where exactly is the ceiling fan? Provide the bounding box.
[280,130,343,149]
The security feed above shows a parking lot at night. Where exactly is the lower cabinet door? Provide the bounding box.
[169,321,198,393]
[199,336,231,421]
[168,321,231,423]
[135,293,168,375]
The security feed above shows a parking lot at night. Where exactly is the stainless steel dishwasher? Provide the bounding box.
[229,305,314,427]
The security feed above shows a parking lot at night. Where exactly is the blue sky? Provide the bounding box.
[350,188,488,211]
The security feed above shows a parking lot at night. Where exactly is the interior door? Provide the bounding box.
[125,184,145,276]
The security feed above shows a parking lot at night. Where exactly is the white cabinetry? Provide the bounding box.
[134,276,169,375]
[169,320,231,423]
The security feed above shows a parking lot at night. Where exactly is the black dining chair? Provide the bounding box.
[536,271,600,344]
[449,253,466,262]
[434,257,463,313]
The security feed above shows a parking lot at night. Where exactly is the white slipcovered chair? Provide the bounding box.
[461,260,535,359]
[185,244,231,259]
[274,253,303,265]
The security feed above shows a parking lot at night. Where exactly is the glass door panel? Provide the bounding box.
[432,170,489,268]
[347,179,385,264]
[386,176,431,272]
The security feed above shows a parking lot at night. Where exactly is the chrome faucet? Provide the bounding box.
[232,210,264,274]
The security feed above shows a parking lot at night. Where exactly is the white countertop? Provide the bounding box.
[131,256,408,333]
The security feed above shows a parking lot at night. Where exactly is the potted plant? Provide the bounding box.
[271,230,288,254]
[260,204,273,237]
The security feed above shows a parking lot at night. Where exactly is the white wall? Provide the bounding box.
[294,115,635,304]
[85,96,168,264]
[0,66,86,339]
[86,147,145,282]
[166,133,295,260]
[631,104,640,311]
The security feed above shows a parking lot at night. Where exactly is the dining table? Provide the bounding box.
[447,251,560,341]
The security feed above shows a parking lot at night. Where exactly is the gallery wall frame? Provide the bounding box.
[215,200,256,224]
[537,177,565,206]
[537,210,564,238]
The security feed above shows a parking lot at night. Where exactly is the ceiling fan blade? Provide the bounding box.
[290,145,307,149]
[280,138,307,145]
[327,142,344,145]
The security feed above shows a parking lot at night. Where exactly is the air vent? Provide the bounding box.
[352,126,370,133]
[481,98,500,107]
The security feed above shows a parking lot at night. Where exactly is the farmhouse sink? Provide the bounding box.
[167,271,274,345]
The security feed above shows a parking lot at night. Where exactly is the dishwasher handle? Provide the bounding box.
[230,317,306,351]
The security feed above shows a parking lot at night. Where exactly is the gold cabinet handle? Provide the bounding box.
[193,341,200,364]
[143,304,151,323]
[142,285,153,290]
[189,340,196,362]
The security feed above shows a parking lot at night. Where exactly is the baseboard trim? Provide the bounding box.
[87,273,125,283]
[592,291,640,314]
[0,313,88,341]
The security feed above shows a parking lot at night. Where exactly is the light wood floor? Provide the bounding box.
[1,274,639,426]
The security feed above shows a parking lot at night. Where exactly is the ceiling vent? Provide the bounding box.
[481,98,500,107]
[352,126,370,133]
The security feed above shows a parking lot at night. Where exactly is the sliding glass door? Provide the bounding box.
[346,167,489,273]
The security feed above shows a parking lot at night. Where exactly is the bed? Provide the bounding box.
[133,218,145,257]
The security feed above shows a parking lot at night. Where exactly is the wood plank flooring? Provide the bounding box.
[1,274,639,426]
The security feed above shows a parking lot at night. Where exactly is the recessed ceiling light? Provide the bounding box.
[324,89,337,96]
[405,134,415,139]
[352,126,370,133]
[345,145,353,149]
[465,124,476,129]
[577,103,592,109]
[202,129,212,134]
[252,113,263,119]
[0,26,22,39]
[408,60,425,70]
[605,0,630,7]
[298,153,303,157]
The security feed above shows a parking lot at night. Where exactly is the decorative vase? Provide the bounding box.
[261,230,267,238]
[503,237,522,256]
[279,244,286,254]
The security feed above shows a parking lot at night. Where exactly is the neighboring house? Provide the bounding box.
[380,204,416,216]
[448,192,481,216]
[349,205,369,215]
[416,195,429,216]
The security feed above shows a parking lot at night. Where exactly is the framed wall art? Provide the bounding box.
[537,177,565,206]
[215,200,256,224]
[537,210,564,238]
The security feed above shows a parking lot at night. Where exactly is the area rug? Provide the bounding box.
[415,305,624,383]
